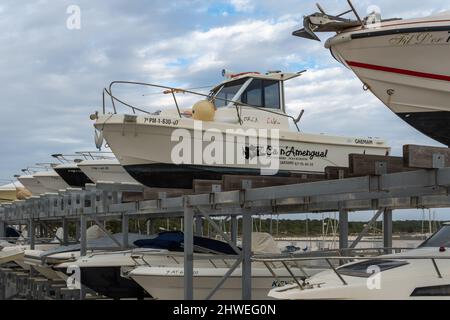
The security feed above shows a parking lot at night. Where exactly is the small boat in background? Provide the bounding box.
[0,182,19,203]
[294,1,450,146]
[33,170,69,192]
[77,158,140,185]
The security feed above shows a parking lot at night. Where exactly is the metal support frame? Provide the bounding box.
[0,221,5,238]
[3,164,450,300]
[122,213,129,250]
[91,217,122,248]
[230,216,238,245]
[384,209,393,253]
[350,209,384,249]
[196,209,241,254]
[62,218,69,246]
[183,202,194,300]
[339,208,349,250]
[80,214,87,257]
[195,217,203,236]
[241,211,252,300]
[29,219,35,250]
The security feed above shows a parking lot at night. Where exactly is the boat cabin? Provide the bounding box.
[209,72,303,130]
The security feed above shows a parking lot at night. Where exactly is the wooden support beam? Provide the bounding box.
[404,145,450,169]
[222,174,324,191]
[349,154,412,176]
[122,188,194,202]
[193,180,222,194]
[325,166,349,180]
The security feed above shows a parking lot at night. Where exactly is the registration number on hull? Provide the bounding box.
[143,117,179,126]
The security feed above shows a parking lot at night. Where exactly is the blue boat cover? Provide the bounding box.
[6,227,21,238]
[134,231,239,255]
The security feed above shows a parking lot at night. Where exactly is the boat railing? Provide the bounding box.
[102,80,302,131]
[75,151,116,161]
[129,250,240,270]
[51,152,114,164]
[253,249,450,290]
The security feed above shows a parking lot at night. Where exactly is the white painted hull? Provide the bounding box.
[77,160,140,185]
[95,113,389,188]
[269,247,450,300]
[322,13,450,145]
[33,172,69,192]
[17,176,53,196]
[0,247,25,266]
[328,28,450,115]
[129,266,324,300]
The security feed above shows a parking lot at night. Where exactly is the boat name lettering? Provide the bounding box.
[280,147,328,160]
[244,145,274,160]
[143,117,179,126]
[243,116,259,123]
[355,139,374,145]
[389,32,448,46]
[267,117,281,125]
[164,269,199,276]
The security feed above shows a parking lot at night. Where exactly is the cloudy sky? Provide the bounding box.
[1,0,449,220]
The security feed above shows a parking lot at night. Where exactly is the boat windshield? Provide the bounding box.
[213,77,281,110]
[213,78,247,108]
[419,225,450,248]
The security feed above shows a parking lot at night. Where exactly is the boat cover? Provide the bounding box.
[134,231,240,255]
[252,233,281,254]
[40,233,150,258]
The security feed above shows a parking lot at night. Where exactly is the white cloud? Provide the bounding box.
[229,0,254,12]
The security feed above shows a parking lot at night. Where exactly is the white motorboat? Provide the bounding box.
[268,224,450,300]
[294,1,450,146]
[17,175,53,196]
[0,243,60,270]
[51,152,132,188]
[77,159,140,185]
[129,265,323,301]
[127,233,326,300]
[22,225,109,280]
[93,72,390,189]
[33,170,69,192]
[51,231,243,299]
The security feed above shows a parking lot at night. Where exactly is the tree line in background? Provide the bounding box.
[98,218,443,238]
[41,217,443,239]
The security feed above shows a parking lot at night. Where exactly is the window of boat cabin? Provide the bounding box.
[241,79,281,109]
[214,78,281,109]
[214,78,247,108]
[419,225,450,248]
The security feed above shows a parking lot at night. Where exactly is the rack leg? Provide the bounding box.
[242,212,252,300]
[184,204,194,300]
[384,209,393,254]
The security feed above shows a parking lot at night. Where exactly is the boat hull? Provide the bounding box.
[54,266,150,299]
[129,266,322,300]
[77,161,140,185]
[33,173,69,192]
[54,167,93,188]
[95,115,389,189]
[327,25,450,145]
[17,176,53,196]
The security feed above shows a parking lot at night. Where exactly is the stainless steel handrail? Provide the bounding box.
[253,253,450,289]
[102,81,302,132]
